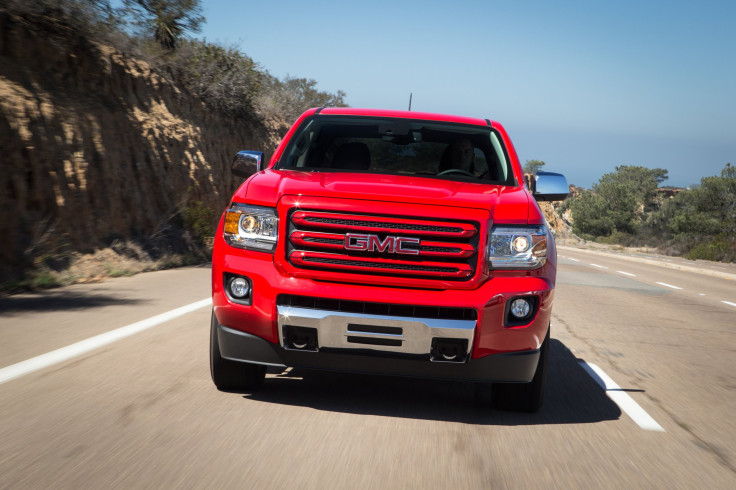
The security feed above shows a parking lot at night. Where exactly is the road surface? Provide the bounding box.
[1,248,735,488]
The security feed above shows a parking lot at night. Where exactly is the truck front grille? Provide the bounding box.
[287,210,479,281]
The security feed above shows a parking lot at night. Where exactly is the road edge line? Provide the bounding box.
[0,298,212,386]
[579,361,665,432]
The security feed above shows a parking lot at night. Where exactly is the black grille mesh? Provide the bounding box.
[304,217,462,233]
[278,294,477,321]
[303,257,459,273]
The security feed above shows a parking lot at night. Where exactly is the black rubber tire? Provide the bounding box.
[491,326,550,413]
[210,311,266,391]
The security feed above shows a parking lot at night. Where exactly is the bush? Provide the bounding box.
[685,234,736,262]
[181,200,216,247]
[255,74,348,123]
[163,40,264,118]
[570,190,615,236]
[116,38,347,123]
[30,271,62,289]
[571,166,668,237]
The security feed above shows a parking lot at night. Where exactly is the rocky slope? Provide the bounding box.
[540,201,572,239]
[0,11,285,285]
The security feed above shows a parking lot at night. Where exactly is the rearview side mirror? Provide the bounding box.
[232,151,265,178]
[533,171,570,201]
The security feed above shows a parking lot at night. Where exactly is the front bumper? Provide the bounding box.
[277,305,477,358]
[217,322,541,383]
[213,249,554,358]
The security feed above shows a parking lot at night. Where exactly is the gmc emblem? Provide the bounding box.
[344,233,420,255]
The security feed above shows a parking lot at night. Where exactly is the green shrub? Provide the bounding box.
[30,272,62,289]
[685,235,735,262]
[104,263,134,277]
[177,40,263,118]
[181,200,216,247]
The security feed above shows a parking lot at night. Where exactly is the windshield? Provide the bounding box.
[275,116,515,185]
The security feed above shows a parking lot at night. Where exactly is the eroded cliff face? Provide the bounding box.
[539,202,572,239]
[0,11,285,283]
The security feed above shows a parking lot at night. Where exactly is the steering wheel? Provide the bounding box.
[437,168,476,178]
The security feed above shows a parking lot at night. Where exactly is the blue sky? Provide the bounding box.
[196,0,735,188]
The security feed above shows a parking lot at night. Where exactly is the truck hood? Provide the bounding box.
[234,170,533,224]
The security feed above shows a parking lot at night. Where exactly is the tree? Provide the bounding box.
[570,190,616,236]
[124,0,204,49]
[668,163,735,236]
[523,159,546,174]
[661,163,736,261]
[597,165,668,212]
[570,165,668,237]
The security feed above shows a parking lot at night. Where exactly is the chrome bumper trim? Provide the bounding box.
[277,305,476,356]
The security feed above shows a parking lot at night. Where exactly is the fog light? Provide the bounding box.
[229,277,250,298]
[510,298,531,319]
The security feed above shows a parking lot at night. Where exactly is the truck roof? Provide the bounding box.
[311,107,493,127]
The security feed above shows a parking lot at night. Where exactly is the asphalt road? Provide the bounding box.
[1,249,735,488]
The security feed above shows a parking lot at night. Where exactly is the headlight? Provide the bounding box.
[223,204,278,252]
[487,225,547,269]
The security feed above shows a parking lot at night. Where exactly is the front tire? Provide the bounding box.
[210,311,266,391]
[491,326,550,413]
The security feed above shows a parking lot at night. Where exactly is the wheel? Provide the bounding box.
[210,311,266,391]
[491,326,550,412]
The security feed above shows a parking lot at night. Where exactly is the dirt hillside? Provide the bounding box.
[0,11,285,285]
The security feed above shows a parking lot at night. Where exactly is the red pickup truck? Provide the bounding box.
[210,108,568,412]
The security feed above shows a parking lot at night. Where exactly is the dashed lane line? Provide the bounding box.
[557,245,736,281]
[579,361,665,432]
[0,298,212,386]
[566,257,736,309]
[656,282,683,290]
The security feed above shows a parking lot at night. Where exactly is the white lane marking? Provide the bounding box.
[568,258,580,262]
[656,282,682,290]
[579,362,665,432]
[722,301,736,308]
[590,263,608,269]
[0,298,212,386]
[699,293,706,296]
[617,271,636,277]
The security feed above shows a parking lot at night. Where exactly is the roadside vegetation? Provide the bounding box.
[558,163,736,263]
[4,0,346,123]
